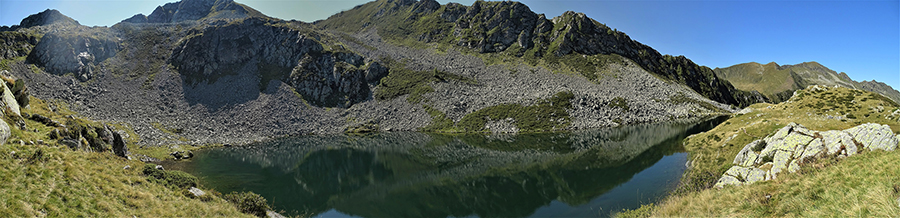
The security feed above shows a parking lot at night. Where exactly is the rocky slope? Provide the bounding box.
[714,61,900,104]
[317,0,764,107]
[1,0,763,146]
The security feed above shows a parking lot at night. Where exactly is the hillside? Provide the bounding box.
[0,0,761,146]
[619,85,900,217]
[714,61,900,104]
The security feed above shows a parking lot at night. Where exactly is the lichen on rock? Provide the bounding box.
[715,122,900,188]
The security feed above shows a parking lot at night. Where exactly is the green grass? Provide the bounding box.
[623,86,900,217]
[456,91,575,132]
[651,150,900,217]
[0,138,251,217]
[419,104,457,132]
[417,91,575,133]
[374,58,476,104]
[713,62,799,101]
[609,96,629,111]
[668,92,728,113]
[0,93,264,217]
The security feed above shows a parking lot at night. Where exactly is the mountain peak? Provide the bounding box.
[124,0,267,24]
[18,9,79,28]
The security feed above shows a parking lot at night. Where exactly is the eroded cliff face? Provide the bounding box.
[27,30,120,81]
[169,18,387,108]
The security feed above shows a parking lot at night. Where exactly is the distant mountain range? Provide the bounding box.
[0,0,893,144]
[714,61,899,104]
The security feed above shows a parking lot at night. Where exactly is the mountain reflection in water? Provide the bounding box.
[174,117,726,217]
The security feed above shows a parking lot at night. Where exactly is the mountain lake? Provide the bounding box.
[166,116,726,217]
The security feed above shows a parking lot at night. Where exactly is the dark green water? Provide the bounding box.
[172,117,726,217]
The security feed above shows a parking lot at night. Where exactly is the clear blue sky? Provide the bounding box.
[1,0,898,89]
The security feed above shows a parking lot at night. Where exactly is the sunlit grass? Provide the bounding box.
[617,86,900,217]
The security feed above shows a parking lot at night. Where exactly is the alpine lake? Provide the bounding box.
[166,117,727,217]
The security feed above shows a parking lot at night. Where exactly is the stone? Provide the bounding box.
[798,138,825,163]
[0,119,8,146]
[0,80,20,117]
[60,139,81,150]
[787,159,800,173]
[771,123,796,140]
[28,114,61,127]
[846,123,898,151]
[714,174,741,188]
[29,31,119,81]
[112,131,128,158]
[734,140,760,166]
[780,133,814,152]
[266,210,287,218]
[170,151,194,160]
[745,167,767,183]
[767,150,793,180]
[154,165,164,170]
[188,187,206,198]
[719,122,900,188]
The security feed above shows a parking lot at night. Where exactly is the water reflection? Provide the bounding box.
[178,117,726,217]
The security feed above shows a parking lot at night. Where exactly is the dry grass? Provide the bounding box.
[653,150,900,217]
[621,86,900,217]
[0,96,252,217]
[0,141,251,217]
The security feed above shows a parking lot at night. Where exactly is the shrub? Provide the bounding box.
[751,140,767,152]
[141,164,198,189]
[223,191,270,217]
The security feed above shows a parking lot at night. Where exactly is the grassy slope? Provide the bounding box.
[714,62,797,99]
[0,96,252,217]
[618,86,900,217]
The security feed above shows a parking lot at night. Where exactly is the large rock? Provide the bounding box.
[112,131,128,158]
[187,187,206,198]
[171,17,388,108]
[845,123,898,151]
[716,122,900,188]
[0,119,9,145]
[27,30,119,81]
[0,79,20,117]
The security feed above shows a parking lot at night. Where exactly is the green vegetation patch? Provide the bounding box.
[420,104,456,132]
[374,58,475,103]
[668,92,728,113]
[142,163,199,189]
[609,96,629,111]
[223,191,272,217]
[456,91,575,132]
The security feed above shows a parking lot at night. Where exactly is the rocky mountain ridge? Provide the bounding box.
[714,61,900,104]
[318,0,765,107]
[1,0,882,146]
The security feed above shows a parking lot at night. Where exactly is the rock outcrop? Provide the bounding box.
[27,29,120,81]
[715,122,899,188]
[171,17,387,108]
